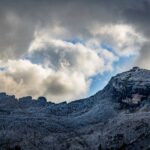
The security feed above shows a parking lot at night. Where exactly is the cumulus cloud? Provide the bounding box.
[0,49,115,102]
[28,31,107,75]
[0,59,88,102]
[89,24,146,57]
[0,29,117,102]
[0,60,49,98]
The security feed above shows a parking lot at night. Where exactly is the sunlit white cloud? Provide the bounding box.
[0,59,89,102]
[0,28,118,102]
[89,24,146,57]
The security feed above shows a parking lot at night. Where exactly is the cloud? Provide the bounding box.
[0,60,49,98]
[0,0,149,60]
[43,71,89,101]
[28,31,107,75]
[0,29,118,102]
[0,11,35,59]
[0,0,150,101]
[136,42,150,69]
[0,59,88,102]
[89,24,146,57]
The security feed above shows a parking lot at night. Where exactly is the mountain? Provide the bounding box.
[0,67,150,150]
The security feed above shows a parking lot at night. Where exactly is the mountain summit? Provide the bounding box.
[0,67,150,150]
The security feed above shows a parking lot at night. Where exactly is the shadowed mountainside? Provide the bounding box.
[0,67,150,150]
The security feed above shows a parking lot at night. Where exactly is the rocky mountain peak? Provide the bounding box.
[130,66,140,71]
[102,67,150,110]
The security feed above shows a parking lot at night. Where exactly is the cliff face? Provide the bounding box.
[0,67,150,150]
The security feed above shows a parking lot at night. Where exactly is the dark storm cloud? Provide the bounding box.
[0,0,149,33]
[0,0,113,58]
[122,0,150,36]
[136,42,150,68]
[0,0,149,48]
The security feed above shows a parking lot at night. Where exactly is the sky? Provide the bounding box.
[0,0,150,102]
